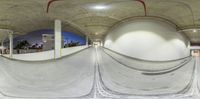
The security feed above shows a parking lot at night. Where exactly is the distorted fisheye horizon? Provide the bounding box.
[13,29,86,47]
[1,0,200,99]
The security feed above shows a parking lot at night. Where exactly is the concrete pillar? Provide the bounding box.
[54,19,62,59]
[86,36,88,46]
[1,40,4,54]
[188,41,191,48]
[0,42,1,55]
[9,32,13,57]
[100,41,103,46]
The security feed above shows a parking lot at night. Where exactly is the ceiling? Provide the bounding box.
[0,0,200,43]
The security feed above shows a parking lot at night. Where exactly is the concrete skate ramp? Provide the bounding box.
[98,48,195,96]
[103,48,191,72]
[0,48,95,98]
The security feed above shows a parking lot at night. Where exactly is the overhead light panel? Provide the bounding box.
[178,28,200,33]
[193,29,197,33]
[91,5,108,10]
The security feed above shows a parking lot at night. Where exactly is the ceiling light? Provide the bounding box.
[92,5,108,10]
[178,28,200,33]
[193,29,197,33]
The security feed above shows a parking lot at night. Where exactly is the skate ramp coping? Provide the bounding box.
[2,45,88,61]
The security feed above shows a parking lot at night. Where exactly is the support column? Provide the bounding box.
[100,41,103,46]
[188,41,191,48]
[86,36,88,46]
[1,40,4,55]
[9,32,13,57]
[0,42,2,55]
[54,19,62,59]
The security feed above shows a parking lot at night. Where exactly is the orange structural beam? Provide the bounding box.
[46,0,61,13]
[135,0,147,16]
[46,0,147,16]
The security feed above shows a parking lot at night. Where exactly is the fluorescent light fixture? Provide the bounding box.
[92,5,108,10]
[178,28,200,33]
[193,29,197,33]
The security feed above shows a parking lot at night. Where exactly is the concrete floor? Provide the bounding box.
[0,47,199,99]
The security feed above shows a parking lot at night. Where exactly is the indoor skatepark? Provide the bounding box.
[0,0,200,99]
[0,47,199,99]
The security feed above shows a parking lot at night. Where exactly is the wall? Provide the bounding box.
[61,46,88,56]
[104,19,190,61]
[3,45,88,61]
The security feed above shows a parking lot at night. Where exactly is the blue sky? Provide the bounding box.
[14,29,86,46]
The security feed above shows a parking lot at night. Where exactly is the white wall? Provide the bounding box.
[104,19,190,61]
[190,46,200,50]
[3,46,88,61]
[61,46,88,56]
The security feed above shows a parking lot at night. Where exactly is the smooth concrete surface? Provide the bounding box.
[98,48,194,95]
[104,19,190,61]
[103,48,191,72]
[61,46,88,57]
[0,47,95,98]
[3,46,88,61]
[0,47,199,99]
